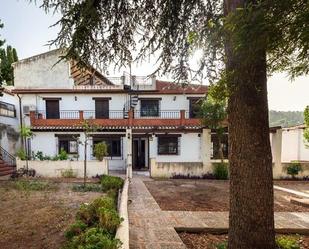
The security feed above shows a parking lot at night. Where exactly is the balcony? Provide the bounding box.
[29,110,201,129]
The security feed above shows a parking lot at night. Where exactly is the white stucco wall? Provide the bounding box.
[299,129,309,161]
[281,128,309,162]
[149,133,202,163]
[13,50,73,89]
[16,159,108,178]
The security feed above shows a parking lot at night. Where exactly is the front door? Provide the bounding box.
[132,138,147,170]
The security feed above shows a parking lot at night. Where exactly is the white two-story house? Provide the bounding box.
[12,49,214,177]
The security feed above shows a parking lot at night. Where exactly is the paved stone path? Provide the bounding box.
[128,178,309,249]
[128,177,187,249]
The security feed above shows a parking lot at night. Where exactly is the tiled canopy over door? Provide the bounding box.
[45,99,60,119]
[94,98,110,119]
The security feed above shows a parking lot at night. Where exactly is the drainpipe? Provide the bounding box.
[17,94,24,148]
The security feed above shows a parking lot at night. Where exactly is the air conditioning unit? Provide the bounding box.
[23,105,36,115]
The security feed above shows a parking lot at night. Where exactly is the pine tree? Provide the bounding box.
[0,45,19,85]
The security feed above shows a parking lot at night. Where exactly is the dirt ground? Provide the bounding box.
[144,179,309,212]
[178,233,309,249]
[0,179,102,249]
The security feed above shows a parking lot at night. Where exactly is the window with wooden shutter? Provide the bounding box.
[45,99,60,119]
[95,99,109,118]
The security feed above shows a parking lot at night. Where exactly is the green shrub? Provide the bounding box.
[16,148,27,160]
[59,149,68,160]
[65,220,88,240]
[101,175,124,192]
[98,207,123,234]
[276,235,300,249]
[213,163,229,180]
[64,194,121,249]
[287,161,302,179]
[94,142,108,161]
[72,183,102,192]
[76,196,116,226]
[216,242,227,249]
[35,151,44,161]
[61,168,77,178]
[62,227,121,249]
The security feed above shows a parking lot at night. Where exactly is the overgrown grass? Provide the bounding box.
[12,180,58,192]
[62,175,124,249]
[61,168,77,178]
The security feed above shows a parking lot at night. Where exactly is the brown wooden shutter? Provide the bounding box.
[46,100,60,119]
[95,99,109,118]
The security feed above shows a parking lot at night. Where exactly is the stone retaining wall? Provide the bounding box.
[115,178,129,249]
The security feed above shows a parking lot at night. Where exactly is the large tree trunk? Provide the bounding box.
[224,1,276,248]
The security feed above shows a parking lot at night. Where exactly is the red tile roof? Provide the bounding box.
[155,80,207,94]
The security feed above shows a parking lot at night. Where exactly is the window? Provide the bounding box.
[189,98,202,118]
[140,99,159,117]
[157,136,179,155]
[0,101,16,117]
[94,99,109,118]
[93,137,121,157]
[45,99,60,119]
[58,138,78,154]
[211,133,228,159]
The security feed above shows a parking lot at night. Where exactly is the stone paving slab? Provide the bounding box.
[128,178,309,248]
[164,211,309,232]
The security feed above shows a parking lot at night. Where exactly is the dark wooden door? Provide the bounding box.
[95,99,109,118]
[132,138,146,170]
[46,100,60,119]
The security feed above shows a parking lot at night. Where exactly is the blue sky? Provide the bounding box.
[0,0,308,111]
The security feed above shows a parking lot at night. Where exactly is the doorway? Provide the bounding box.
[132,137,148,170]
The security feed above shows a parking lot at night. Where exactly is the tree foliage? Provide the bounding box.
[304,106,309,146]
[36,0,309,83]
[0,19,4,87]
[200,93,227,162]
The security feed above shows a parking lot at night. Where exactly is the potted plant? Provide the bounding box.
[94,142,108,161]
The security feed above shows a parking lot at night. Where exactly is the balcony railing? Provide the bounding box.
[134,110,181,119]
[83,110,124,119]
[36,110,80,119]
[35,110,125,120]
[34,110,194,120]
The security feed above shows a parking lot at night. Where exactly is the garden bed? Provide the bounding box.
[178,232,309,249]
[145,179,309,212]
[0,179,102,249]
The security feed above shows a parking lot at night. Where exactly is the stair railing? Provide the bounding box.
[0,145,16,167]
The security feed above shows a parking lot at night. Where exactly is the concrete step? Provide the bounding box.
[0,169,14,176]
[0,166,14,172]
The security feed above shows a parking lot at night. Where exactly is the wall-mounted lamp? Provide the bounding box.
[173,96,177,101]
[75,96,77,101]
[127,132,131,139]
